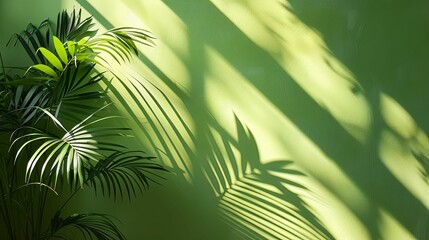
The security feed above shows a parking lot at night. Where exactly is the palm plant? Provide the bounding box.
[0,9,165,240]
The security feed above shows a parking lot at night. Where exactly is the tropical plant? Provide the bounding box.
[0,9,165,240]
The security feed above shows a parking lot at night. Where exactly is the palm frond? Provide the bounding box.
[0,85,50,129]
[412,150,429,184]
[86,151,167,201]
[7,19,50,65]
[1,8,160,240]
[9,8,96,67]
[50,212,125,240]
[11,106,133,189]
[51,63,108,120]
[56,9,97,42]
[86,27,155,65]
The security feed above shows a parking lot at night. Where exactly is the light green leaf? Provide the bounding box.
[67,41,76,56]
[41,141,67,180]
[52,144,70,188]
[31,64,59,78]
[53,36,68,64]
[38,47,64,71]
[77,37,89,46]
[26,139,58,181]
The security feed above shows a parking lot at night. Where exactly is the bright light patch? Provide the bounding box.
[378,208,414,240]
[205,45,371,238]
[210,0,371,143]
[381,94,418,140]
[80,0,192,89]
[379,93,429,208]
[378,129,429,209]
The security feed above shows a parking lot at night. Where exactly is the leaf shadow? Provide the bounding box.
[108,72,334,238]
[204,115,334,239]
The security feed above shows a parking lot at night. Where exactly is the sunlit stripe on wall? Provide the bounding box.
[203,32,371,236]
[210,0,371,144]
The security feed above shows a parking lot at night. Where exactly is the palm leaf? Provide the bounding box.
[55,9,97,42]
[64,11,97,41]
[53,36,69,64]
[86,151,166,201]
[51,63,107,115]
[50,212,125,240]
[86,27,155,65]
[28,64,59,78]
[38,47,64,71]
[11,106,135,189]
[11,34,39,64]
[1,8,160,240]
[9,8,96,66]
[2,85,50,127]
[26,21,49,49]
[7,20,50,64]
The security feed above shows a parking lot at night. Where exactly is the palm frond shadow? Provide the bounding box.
[412,150,429,184]
[206,116,334,240]
[119,78,333,239]
[105,74,194,182]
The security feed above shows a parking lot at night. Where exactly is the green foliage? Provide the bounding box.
[0,9,165,240]
[49,213,126,240]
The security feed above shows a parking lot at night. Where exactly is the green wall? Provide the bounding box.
[1,0,429,239]
[0,1,62,66]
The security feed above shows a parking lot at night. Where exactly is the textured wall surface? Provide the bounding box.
[1,0,429,239]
